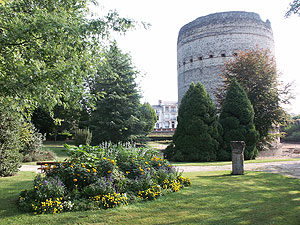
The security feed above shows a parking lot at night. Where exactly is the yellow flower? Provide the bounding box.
[92,168,97,173]
[87,169,90,173]
[111,160,115,164]
[73,178,77,182]
[53,165,56,169]
[34,186,37,189]
[159,163,161,167]
[103,157,106,160]
[107,171,112,174]
[77,174,80,176]
[81,163,85,168]
[145,162,148,165]
[126,171,130,174]
[140,168,143,172]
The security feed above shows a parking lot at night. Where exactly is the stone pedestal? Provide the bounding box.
[231,141,245,175]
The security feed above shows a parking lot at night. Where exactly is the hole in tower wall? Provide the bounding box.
[183,61,186,65]
[198,56,203,60]
[233,53,238,56]
[221,53,226,57]
[190,58,193,63]
[209,55,214,58]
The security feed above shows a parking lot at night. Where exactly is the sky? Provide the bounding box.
[95,0,300,114]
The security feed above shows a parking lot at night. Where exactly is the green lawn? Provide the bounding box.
[1,171,300,224]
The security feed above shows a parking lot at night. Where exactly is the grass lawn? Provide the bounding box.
[1,171,300,224]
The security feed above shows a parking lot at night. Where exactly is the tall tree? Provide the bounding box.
[219,79,258,160]
[164,82,222,162]
[89,42,141,144]
[286,0,300,17]
[0,0,135,114]
[217,48,291,145]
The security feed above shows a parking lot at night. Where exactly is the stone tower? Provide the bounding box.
[177,11,275,104]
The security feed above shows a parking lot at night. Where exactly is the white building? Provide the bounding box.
[152,100,178,132]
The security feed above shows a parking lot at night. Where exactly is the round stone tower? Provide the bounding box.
[177,11,275,104]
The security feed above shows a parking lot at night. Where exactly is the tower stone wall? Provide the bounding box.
[177,11,275,104]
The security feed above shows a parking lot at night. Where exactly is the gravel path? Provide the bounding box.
[176,161,300,179]
[20,160,300,179]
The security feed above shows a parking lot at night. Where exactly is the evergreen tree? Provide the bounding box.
[219,79,259,160]
[164,82,222,162]
[217,48,291,145]
[89,43,141,144]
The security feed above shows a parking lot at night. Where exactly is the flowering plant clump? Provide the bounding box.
[138,185,162,200]
[17,144,191,214]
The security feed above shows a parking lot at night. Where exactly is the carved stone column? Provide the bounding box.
[231,141,245,175]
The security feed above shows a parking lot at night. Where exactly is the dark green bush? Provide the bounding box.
[0,100,23,176]
[164,82,222,162]
[219,79,259,160]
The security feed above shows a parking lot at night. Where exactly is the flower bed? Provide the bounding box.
[18,144,191,214]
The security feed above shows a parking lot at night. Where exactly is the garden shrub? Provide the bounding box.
[219,79,259,160]
[74,128,92,146]
[164,82,222,162]
[0,100,23,177]
[18,144,191,214]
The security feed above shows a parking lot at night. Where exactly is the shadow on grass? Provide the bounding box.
[1,171,300,224]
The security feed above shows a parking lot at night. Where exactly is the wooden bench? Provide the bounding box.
[36,161,56,172]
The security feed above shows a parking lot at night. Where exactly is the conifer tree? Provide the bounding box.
[89,43,141,144]
[219,79,258,160]
[164,82,222,162]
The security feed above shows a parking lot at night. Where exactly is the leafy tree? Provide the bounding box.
[134,103,157,136]
[32,105,81,141]
[286,0,300,17]
[89,43,141,144]
[281,115,300,142]
[219,79,259,160]
[217,48,291,145]
[0,0,135,115]
[164,82,222,162]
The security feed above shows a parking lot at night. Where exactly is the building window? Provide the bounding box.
[171,115,176,120]
[164,114,169,119]
[156,123,159,128]
[164,122,170,128]
[190,58,193,63]
[165,106,169,112]
[198,56,203,60]
[183,61,186,65]
[233,52,238,56]
[209,54,214,58]
[171,107,176,112]
[221,53,226,57]
[172,122,175,128]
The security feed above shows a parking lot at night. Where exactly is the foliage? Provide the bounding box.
[217,48,291,144]
[31,106,81,141]
[74,128,92,146]
[17,144,191,214]
[219,79,259,160]
[286,0,300,17]
[164,82,222,162]
[89,42,142,144]
[0,0,136,114]
[281,115,300,142]
[134,103,157,136]
[0,99,23,176]
[20,122,50,162]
